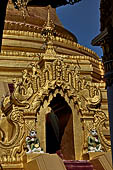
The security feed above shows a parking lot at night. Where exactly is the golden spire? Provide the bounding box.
[41,5,56,57]
[46,5,51,28]
[41,5,55,40]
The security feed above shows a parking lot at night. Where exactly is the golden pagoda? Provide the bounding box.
[0,1,111,169]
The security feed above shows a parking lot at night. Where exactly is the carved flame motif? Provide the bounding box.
[13,59,84,110]
[13,58,103,118]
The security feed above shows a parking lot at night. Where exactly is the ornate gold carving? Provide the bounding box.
[0,1,107,167]
[2,96,11,108]
[0,105,25,164]
[12,0,30,17]
[11,58,104,119]
[94,110,111,151]
[0,56,110,165]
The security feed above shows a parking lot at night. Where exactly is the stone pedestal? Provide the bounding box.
[24,153,66,170]
[83,152,105,160]
[90,151,112,170]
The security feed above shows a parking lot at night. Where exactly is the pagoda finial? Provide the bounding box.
[41,5,56,57]
[42,5,55,33]
[47,5,51,27]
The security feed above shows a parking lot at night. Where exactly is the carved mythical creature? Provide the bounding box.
[77,83,101,111]
[26,130,44,154]
[86,87,101,111]
[13,71,33,104]
[88,129,102,152]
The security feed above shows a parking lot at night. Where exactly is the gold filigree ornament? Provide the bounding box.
[12,0,31,17]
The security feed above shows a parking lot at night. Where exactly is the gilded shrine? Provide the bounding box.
[0,0,111,169]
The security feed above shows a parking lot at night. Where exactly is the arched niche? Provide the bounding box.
[37,88,84,160]
[46,93,74,160]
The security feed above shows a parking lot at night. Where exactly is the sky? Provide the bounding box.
[56,0,103,57]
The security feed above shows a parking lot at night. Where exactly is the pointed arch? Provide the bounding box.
[36,86,84,160]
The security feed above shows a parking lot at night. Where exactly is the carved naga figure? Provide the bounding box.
[86,86,101,111]
[13,69,33,106]
[77,81,101,112]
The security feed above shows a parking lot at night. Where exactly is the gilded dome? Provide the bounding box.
[4,0,77,42]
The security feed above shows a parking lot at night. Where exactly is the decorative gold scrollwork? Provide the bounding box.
[0,57,110,163]
[94,110,111,151]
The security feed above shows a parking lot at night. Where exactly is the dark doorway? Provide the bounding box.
[46,93,72,154]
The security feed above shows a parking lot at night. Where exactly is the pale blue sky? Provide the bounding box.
[56,0,103,57]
